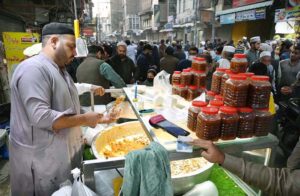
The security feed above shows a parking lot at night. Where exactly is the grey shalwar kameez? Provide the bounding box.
[9,53,83,196]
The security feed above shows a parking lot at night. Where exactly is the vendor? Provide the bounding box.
[190,138,300,195]
[9,23,118,196]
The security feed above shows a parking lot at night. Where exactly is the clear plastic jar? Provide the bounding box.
[224,75,248,107]
[248,76,272,109]
[187,101,208,132]
[193,70,206,88]
[211,68,227,94]
[209,100,224,108]
[230,54,248,73]
[172,84,179,95]
[178,84,188,99]
[187,85,200,101]
[220,70,233,96]
[206,91,216,103]
[214,95,224,101]
[191,57,199,70]
[219,106,239,140]
[237,107,255,138]
[172,71,181,85]
[254,108,273,136]
[196,107,221,141]
[194,57,207,72]
[180,69,193,86]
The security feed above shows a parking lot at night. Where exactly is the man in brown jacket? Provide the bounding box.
[160,46,179,74]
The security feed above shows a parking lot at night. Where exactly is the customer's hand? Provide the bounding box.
[83,112,103,128]
[91,85,105,96]
[99,106,122,124]
[281,86,293,95]
[190,139,225,164]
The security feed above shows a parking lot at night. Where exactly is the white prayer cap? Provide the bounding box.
[23,43,42,57]
[117,41,127,48]
[250,36,261,43]
[223,46,235,53]
[242,36,247,40]
[259,43,273,52]
[260,51,271,58]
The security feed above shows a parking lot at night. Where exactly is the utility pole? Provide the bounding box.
[211,0,217,42]
[193,0,198,47]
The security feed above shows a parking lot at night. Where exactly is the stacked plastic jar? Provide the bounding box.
[219,106,239,140]
[214,95,224,101]
[206,91,216,103]
[254,108,273,136]
[178,85,188,99]
[237,107,255,138]
[248,76,272,109]
[172,71,181,85]
[172,84,179,95]
[191,57,200,70]
[211,68,227,94]
[209,100,224,108]
[224,75,248,107]
[187,101,208,132]
[196,107,221,141]
[220,70,233,96]
[180,69,193,86]
[187,85,200,101]
[230,54,248,73]
[193,70,206,88]
[194,57,207,72]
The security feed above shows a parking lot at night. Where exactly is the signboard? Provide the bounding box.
[168,15,174,23]
[275,6,300,22]
[236,8,265,21]
[220,13,236,24]
[200,10,213,23]
[154,4,160,27]
[232,0,265,8]
[2,32,40,73]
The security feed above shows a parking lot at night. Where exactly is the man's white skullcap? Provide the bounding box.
[260,51,271,58]
[223,46,235,53]
[259,43,273,52]
[250,36,261,43]
[117,41,127,48]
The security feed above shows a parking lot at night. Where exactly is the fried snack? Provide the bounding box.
[114,95,125,106]
[170,158,209,177]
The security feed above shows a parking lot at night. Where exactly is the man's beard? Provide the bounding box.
[118,54,126,59]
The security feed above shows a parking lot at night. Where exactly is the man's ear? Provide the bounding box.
[50,36,59,49]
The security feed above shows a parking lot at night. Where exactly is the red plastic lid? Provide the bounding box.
[193,57,198,61]
[182,69,190,73]
[243,72,255,78]
[234,54,246,58]
[207,91,216,96]
[251,75,270,81]
[174,71,181,74]
[220,106,237,114]
[196,57,206,62]
[201,107,219,115]
[225,70,233,74]
[216,68,227,72]
[192,101,208,108]
[189,85,197,90]
[238,107,253,113]
[187,68,192,71]
[209,100,224,107]
[230,74,247,80]
[214,95,224,101]
[178,84,186,88]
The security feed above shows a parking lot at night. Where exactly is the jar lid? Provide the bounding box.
[214,95,224,101]
[230,74,247,80]
[225,70,233,74]
[238,107,253,113]
[234,54,246,58]
[192,101,208,108]
[182,69,190,72]
[202,107,219,114]
[243,72,255,78]
[207,91,216,96]
[189,85,197,90]
[174,71,181,74]
[186,68,192,71]
[251,75,269,81]
[193,57,198,61]
[178,84,186,88]
[209,100,224,107]
[220,106,237,114]
[216,68,227,72]
[196,57,206,62]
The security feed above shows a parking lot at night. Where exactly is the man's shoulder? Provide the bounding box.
[279,59,290,67]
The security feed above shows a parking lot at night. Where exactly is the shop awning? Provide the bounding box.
[159,29,173,32]
[216,1,273,16]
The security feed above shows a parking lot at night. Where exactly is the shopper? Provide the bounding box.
[76,45,126,105]
[176,46,199,71]
[174,44,186,61]
[143,68,157,86]
[125,39,137,65]
[246,36,261,66]
[190,138,300,195]
[107,41,136,84]
[159,39,167,59]
[160,46,179,74]
[9,22,117,196]
[217,46,235,69]
[136,44,153,82]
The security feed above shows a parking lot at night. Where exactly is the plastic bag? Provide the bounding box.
[75,38,88,57]
[183,181,218,196]
[71,168,98,196]
[153,70,172,94]
[52,180,72,196]
[94,169,124,196]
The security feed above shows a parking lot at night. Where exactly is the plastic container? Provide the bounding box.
[254,109,273,137]
[180,69,193,86]
[224,75,248,107]
[214,95,224,101]
[209,100,224,108]
[191,57,199,70]
[230,54,248,73]
[192,57,207,72]
[219,106,239,140]
[237,107,255,138]
[172,71,181,85]
[187,85,200,101]
[196,107,221,141]
[211,68,227,94]
[193,70,206,88]
[178,85,188,99]
[248,76,272,109]
[187,101,208,132]
[206,91,216,103]
[172,84,179,95]
[220,70,233,96]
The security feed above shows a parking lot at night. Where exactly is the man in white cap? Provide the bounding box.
[245,36,261,66]
[217,45,235,69]
[107,41,136,84]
